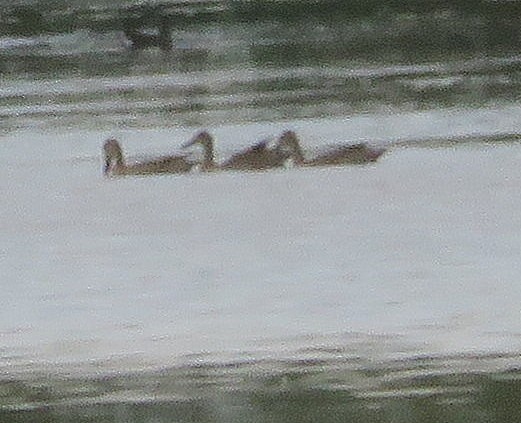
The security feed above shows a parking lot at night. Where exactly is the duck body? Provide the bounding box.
[221,139,289,171]
[103,138,194,177]
[276,130,386,167]
[310,143,386,166]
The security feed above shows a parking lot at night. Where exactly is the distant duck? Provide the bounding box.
[182,130,290,172]
[103,138,195,176]
[124,29,171,51]
[275,130,386,167]
[121,4,172,51]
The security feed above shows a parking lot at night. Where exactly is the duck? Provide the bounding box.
[275,130,386,167]
[121,4,172,51]
[103,138,195,176]
[181,130,290,172]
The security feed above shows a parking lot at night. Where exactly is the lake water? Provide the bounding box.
[2,2,521,421]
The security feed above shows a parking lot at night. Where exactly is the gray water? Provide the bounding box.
[2,2,521,421]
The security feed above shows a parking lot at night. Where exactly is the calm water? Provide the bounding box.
[2,1,521,421]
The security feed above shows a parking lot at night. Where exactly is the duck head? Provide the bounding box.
[274,130,305,165]
[103,138,124,175]
[182,131,215,170]
[182,130,213,149]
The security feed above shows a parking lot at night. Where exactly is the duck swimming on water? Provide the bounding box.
[275,130,386,167]
[182,130,290,172]
[103,138,195,176]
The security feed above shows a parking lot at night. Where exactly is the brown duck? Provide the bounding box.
[103,138,195,176]
[275,130,386,167]
[182,130,290,172]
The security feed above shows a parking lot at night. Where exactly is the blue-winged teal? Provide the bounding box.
[275,130,386,167]
[103,138,195,176]
[182,130,290,172]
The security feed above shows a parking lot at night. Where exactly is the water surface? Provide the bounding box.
[2,1,521,421]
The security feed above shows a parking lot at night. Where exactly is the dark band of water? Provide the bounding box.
[2,348,521,423]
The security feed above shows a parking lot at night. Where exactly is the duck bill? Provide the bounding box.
[367,147,386,161]
[103,158,111,175]
[181,135,199,149]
